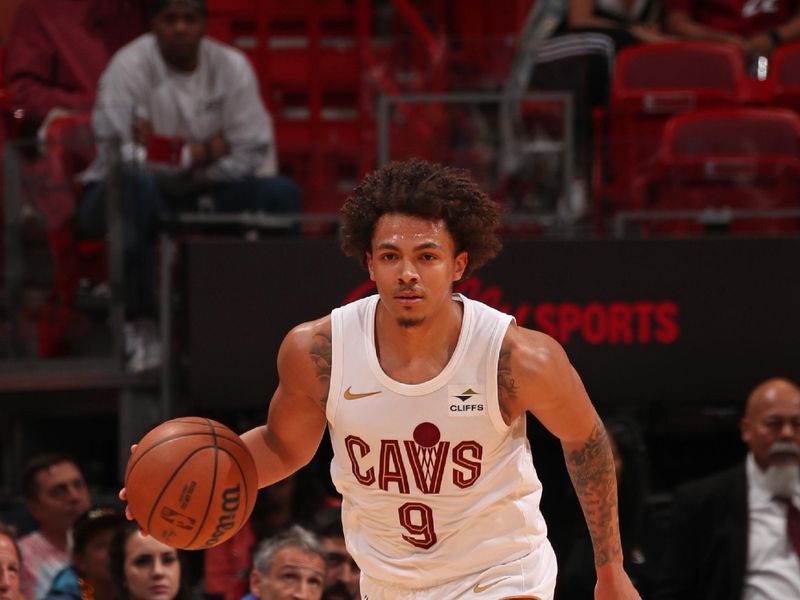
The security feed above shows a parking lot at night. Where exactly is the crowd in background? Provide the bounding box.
[0,452,362,600]
[0,377,798,600]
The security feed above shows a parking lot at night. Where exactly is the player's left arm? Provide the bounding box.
[500,325,640,599]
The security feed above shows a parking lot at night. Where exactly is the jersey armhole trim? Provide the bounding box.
[326,307,344,426]
[487,315,515,434]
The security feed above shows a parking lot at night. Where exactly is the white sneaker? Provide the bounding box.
[126,319,162,373]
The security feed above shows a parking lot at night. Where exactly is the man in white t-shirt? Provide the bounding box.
[78,0,301,371]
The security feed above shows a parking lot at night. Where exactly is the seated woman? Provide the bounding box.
[528,0,672,213]
[108,521,191,600]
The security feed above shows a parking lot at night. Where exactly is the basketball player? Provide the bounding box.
[127,159,640,599]
[239,159,640,600]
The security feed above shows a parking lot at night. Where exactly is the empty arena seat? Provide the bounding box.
[634,107,800,235]
[27,112,102,356]
[767,41,800,110]
[594,41,749,223]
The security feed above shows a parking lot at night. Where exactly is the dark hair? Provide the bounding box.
[109,521,191,600]
[313,506,344,540]
[149,0,207,17]
[0,520,22,568]
[72,507,126,558]
[21,453,81,501]
[340,159,503,278]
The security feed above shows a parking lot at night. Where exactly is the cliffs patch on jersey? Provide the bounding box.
[448,384,485,415]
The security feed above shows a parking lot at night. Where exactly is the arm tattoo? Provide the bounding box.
[310,332,332,406]
[310,332,332,381]
[563,416,622,567]
[497,346,517,422]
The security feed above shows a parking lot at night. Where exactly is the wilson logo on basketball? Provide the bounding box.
[344,423,483,494]
[202,484,241,548]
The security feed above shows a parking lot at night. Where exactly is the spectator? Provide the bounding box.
[248,526,326,600]
[0,521,23,600]
[204,477,294,600]
[3,0,148,359]
[109,521,190,600]
[5,0,147,131]
[568,0,671,47]
[204,468,329,600]
[556,416,658,598]
[18,454,91,600]
[44,508,126,600]
[666,0,800,60]
[527,1,672,215]
[313,509,359,600]
[78,0,301,372]
[654,377,800,599]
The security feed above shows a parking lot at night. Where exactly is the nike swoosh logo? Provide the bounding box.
[473,577,510,594]
[343,386,381,400]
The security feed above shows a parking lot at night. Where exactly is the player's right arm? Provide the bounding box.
[240,316,331,488]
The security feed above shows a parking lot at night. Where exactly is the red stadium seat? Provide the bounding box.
[28,112,103,356]
[594,42,749,227]
[633,107,800,235]
[767,41,800,110]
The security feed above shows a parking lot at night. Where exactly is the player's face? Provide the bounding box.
[27,461,91,533]
[741,383,800,470]
[0,535,21,600]
[123,532,181,600]
[367,213,467,329]
[152,6,205,70]
[251,547,325,600]
[321,537,360,600]
[74,528,117,592]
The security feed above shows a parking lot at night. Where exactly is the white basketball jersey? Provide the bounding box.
[326,294,554,588]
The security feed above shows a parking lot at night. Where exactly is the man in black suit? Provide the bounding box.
[655,377,800,599]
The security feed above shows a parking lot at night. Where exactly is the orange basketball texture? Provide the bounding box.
[124,417,258,550]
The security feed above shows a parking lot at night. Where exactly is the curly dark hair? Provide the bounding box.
[340,159,503,277]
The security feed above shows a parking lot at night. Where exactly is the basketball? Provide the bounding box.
[124,417,258,550]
